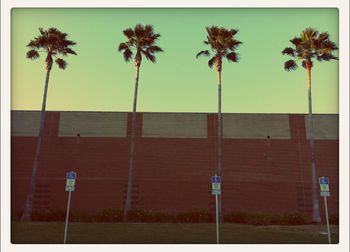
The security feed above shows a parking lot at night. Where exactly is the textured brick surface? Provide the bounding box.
[59,112,127,137]
[304,114,339,140]
[11,111,41,136]
[223,114,291,139]
[11,111,339,222]
[142,112,207,138]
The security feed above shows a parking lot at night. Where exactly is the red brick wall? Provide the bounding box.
[11,112,339,221]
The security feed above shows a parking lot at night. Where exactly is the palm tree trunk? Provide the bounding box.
[306,65,321,223]
[21,68,51,221]
[217,70,223,222]
[217,71,222,176]
[123,65,140,221]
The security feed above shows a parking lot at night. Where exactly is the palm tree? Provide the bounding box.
[21,27,77,221]
[118,24,163,221]
[282,28,338,223]
[196,26,242,221]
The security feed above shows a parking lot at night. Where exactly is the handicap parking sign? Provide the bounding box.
[66,171,77,192]
[319,177,329,185]
[211,175,221,183]
[319,176,330,197]
[211,175,221,195]
[66,171,76,180]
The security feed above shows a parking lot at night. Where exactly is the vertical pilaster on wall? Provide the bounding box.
[40,112,60,202]
[44,112,61,137]
[124,112,143,211]
[289,114,307,141]
[207,113,218,177]
[207,113,224,219]
[37,112,61,178]
[289,115,313,218]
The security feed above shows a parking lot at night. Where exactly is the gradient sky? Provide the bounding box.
[11,8,339,113]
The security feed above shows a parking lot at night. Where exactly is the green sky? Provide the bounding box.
[11,8,339,113]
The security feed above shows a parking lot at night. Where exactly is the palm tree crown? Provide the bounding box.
[282,27,338,71]
[196,26,242,71]
[118,24,163,66]
[26,27,77,70]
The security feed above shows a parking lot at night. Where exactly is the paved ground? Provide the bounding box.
[11,222,339,244]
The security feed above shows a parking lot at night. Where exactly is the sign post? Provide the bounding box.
[319,176,331,244]
[64,171,76,244]
[211,175,221,244]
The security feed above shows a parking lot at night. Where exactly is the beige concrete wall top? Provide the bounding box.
[11,111,40,136]
[223,114,291,139]
[305,114,338,140]
[142,113,207,138]
[59,112,127,137]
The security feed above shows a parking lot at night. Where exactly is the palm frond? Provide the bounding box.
[67,48,77,55]
[201,26,241,58]
[226,52,239,62]
[206,26,219,38]
[144,24,154,34]
[61,39,77,47]
[282,47,295,57]
[284,60,297,71]
[26,49,39,59]
[27,39,41,49]
[119,24,162,64]
[227,39,242,50]
[230,29,239,36]
[322,40,338,51]
[284,28,338,69]
[196,50,210,58]
[208,56,216,68]
[142,50,156,63]
[61,48,77,56]
[134,24,145,38]
[290,37,302,46]
[123,48,133,62]
[26,27,76,68]
[316,53,338,62]
[55,58,67,70]
[123,28,134,39]
[118,42,129,52]
[302,28,318,41]
[317,32,330,42]
[147,45,163,53]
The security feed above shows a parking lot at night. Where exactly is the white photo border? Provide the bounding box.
[1,1,349,252]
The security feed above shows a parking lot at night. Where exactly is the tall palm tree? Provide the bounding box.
[196,26,242,221]
[282,28,338,223]
[118,24,163,221]
[21,27,77,221]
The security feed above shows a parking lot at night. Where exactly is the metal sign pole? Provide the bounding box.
[215,193,219,244]
[64,190,72,244]
[324,195,331,244]
[212,174,221,244]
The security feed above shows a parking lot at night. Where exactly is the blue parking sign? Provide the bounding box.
[211,175,221,183]
[319,177,329,185]
[319,176,330,197]
[66,171,76,180]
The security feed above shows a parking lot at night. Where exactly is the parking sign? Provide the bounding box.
[211,175,221,195]
[319,176,330,197]
[65,171,77,192]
